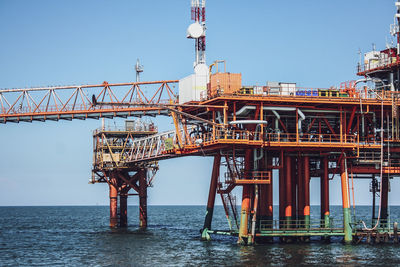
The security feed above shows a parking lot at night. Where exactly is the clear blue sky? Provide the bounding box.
[0,0,398,206]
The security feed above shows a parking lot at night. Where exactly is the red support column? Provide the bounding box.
[258,184,267,218]
[297,156,304,225]
[381,175,389,227]
[284,155,292,228]
[279,151,285,228]
[109,178,118,228]
[139,169,148,229]
[119,191,128,227]
[321,157,330,228]
[238,149,253,244]
[202,154,221,240]
[291,157,297,224]
[303,156,310,228]
[258,153,267,219]
[266,155,273,222]
[259,154,273,233]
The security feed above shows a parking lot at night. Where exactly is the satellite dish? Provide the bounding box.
[187,22,204,39]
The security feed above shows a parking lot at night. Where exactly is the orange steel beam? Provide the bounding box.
[234,180,271,184]
[321,116,338,138]
[306,117,317,133]
[278,118,288,133]
[350,166,400,174]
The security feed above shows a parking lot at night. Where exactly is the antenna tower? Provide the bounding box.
[135,59,144,82]
[188,0,206,68]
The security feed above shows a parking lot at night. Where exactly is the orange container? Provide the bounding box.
[209,73,242,97]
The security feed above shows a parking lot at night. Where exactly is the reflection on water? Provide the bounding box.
[0,206,399,266]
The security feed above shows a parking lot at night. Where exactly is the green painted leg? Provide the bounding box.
[247,235,253,245]
[238,211,248,245]
[304,215,310,229]
[343,207,352,244]
[285,216,292,229]
[201,228,211,241]
[324,214,330,228]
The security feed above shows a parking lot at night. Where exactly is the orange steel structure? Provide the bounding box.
[3,1,400,246]
[86,84,400,244]
[1,82,400,244]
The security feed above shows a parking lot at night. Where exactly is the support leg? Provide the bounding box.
[297,156,304,228]
[340,157,352,244]
[139,169,148,229]
[321,157,330,228]
[266,155,273,222]
[279,151,285,229]
[291,157,297,227]
[258,151,268,221]
[372,176,377,225]
[303,156,310,229]
[109,181,118,228]
[238,149,253,245]
[119,191,128,227]
[238,185,252,244]
[202,154,221,240]
[381,175,389,229]
[284,155,292,229]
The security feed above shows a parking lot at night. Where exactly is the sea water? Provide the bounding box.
[1,205,400,266]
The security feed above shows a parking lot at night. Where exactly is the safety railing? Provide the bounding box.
[259,218,344,232]
[192,128,251,146]
[264,133,356,143]
[357,56,399,73]
[234,86,349,98]
[190,128,358,146]
[93,125,158,135]
[228,84,400,101]
[224,170,271,184]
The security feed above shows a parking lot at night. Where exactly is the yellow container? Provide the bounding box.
[318,89,328,97]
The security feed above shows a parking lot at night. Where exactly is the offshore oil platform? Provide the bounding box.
[2,1,400,245]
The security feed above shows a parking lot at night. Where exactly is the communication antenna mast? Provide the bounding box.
[187,0,206,68]
[392,1,400,55]
[135,59,144,82]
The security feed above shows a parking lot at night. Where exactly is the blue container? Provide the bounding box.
[305,89,312,96]
[296,90,305,96]
[312,90,318,96]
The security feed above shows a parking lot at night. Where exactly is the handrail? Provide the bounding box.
[259,218,344,231]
